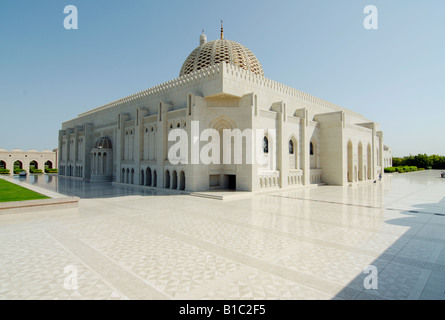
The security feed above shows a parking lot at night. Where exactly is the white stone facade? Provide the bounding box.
[0,148,57,173]
[58,33,384,191]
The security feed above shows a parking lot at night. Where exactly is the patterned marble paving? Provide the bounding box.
[1,170,445,300]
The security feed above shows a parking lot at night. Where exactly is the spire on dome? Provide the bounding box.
[200,29,207,46]
[220,20,224,39]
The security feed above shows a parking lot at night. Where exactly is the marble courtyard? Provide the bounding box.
[1,170,444,300]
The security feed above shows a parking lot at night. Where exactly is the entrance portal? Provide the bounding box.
[227,175,236,190]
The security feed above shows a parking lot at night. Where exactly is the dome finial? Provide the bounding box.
[220,20,224,39]
[200,29,207,46]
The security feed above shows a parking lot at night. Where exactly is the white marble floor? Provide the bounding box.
[1,170,445,300]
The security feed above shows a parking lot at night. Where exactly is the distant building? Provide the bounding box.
[0,148,57,173]
[58,29,385,191]
[383,145,393,168]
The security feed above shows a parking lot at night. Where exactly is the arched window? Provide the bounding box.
[103,153,107,174]
[263,136,269,154]
[153,170,157,187]
[164,170,170,189]
[44,161,53,169]
[310,142,314,155]
[172,170,178,189]
[289,140,294,155]
[179,171,185,190]
[14,160,23,170]
[146,167,152,186]
[29,160,38,170]
[347,141,353,182]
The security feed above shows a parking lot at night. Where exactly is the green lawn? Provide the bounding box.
[0,179,50,203]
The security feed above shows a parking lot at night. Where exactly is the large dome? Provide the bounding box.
[179,34,264,77]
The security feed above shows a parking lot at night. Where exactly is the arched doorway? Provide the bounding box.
[146,168,152,186]
[172,170,178,189]
[103,153,107,174]
[358,143,363,181]
[29,160,38,172]
[0,160,6,170]
[367,144,372,180]
[164,170,170,189]
[141,169,145,186]
[179,171,185,190]
[44,161,53,169]
[347,141,353,182]
[153,170,157,187]
[14,160,23,174]
[97,153,102,175]
[90,137,113,181]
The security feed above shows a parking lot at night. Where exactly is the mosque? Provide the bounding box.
[58,26,386,192]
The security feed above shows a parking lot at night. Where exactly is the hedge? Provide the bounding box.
[45,168,58,173]
[0,169,10,175]
[384,166,419,174]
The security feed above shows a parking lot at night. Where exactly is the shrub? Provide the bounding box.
[0,169,10,175]
[396,167,405,173]
[30,169,43,174]
[401,166,418,172]
[13,168,26,174]
[384,166,422,174]
[45,168,58,173]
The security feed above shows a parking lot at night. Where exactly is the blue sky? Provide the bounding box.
[0,0,444,157]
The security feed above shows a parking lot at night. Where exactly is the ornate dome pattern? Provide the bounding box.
[94,137,112,149]
[180,38,264,77]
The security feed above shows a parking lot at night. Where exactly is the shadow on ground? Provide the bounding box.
[334,195,445,300]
